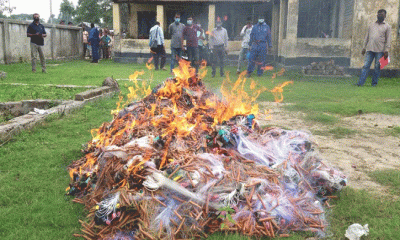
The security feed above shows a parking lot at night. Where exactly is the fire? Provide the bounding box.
[270,81,293,103]
[69,59,292,179]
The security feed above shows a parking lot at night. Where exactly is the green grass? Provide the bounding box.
[0,98,116,239]
[327,127,357,138]
[385,126,400,136]
[368,169,400,196]
[1,60,400,239]
[304,112,339,124]
[0,84,86,102]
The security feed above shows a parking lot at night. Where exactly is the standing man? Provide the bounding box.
[209,19,228,77]
[196,22,206,64]
[247,16,272,77]
[168,13,185,73]
[149,22,166,70]
[82,27,89,59]
[183,17,201,73]
[27,13,47,73]
[237,18,253,74]
[357,9,391,87]
[89,23,100,63]
[101,29,112,59]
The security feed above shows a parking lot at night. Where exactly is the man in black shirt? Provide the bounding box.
[27,13,47,73]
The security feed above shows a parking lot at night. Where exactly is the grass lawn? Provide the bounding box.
[0,60,399,239]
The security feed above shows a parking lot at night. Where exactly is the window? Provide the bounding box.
[297,0,353,38]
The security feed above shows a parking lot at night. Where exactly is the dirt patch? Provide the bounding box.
[258,102,400,195]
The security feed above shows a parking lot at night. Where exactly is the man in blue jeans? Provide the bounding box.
[357,9,391,86]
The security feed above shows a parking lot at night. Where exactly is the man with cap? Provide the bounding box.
[246,16,272,77]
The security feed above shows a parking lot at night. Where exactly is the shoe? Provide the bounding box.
[32,69,36,73]
[161,67,167,71]
[42,69,47,73]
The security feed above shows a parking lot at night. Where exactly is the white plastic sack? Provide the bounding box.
[345,223,369,240]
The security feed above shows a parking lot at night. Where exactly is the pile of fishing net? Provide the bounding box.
[67,63,346,239]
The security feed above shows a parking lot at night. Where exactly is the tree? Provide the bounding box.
[99,0,112,28]
[75,0,101,25]
[9,13,32,21]
[0,0,15,16]
[59,0,76,23]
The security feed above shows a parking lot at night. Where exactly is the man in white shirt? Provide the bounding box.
[149,22,166,70]
[237,18,253,74]
[209,19,228,77]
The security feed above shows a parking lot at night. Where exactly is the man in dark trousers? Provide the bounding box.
[27,13,47,73]
[168,13,185,73]
[209,19,228,77]
[357,9,391,87]
[89,23,100,63]
[149,22,166,70]
[246,16,272,77]
[183,16,201,73]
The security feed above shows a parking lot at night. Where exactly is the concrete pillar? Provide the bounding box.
[208,4,216,32]
[271,1,280,55]
[128,3,138,38]
[50,25,55,60]
[286,0,299,39]
[278,0,287,56]
[113,3,121,36]
[2,20,11,64]
[157,5,164,30]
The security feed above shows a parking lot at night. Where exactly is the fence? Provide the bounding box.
[0,19,83,64]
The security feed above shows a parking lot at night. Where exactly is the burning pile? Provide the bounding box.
[67,60,347,239]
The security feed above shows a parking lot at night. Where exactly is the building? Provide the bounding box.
[111,0,400,70]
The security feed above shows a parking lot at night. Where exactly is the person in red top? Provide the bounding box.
[183,17,201,73]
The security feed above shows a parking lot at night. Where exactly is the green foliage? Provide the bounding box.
[217,206,236,230]
[74,0,112,27]
[59,0,76,24]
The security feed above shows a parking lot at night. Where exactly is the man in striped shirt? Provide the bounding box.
[357,9,391,87]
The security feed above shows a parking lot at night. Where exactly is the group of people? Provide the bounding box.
[149,13,273,78]
[83,24,113,63]
[26,10,392,87]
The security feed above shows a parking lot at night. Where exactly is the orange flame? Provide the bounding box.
[270,81,293,103]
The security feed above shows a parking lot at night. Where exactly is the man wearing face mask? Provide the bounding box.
[209,19,228,77]
[27,13,47,73]
[168,13,185,73]
[237,17,253,74]
[357,9,391,87]
[246,16,272,77]
[183,17,201,73]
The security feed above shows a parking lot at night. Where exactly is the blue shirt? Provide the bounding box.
[89,27,100,45]
[249,22,272,48]
[27,22,46,46]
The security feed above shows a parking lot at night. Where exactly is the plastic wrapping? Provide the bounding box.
[345,223,369,240]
